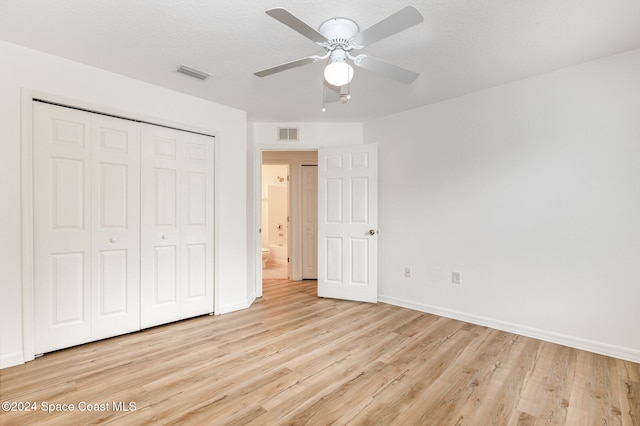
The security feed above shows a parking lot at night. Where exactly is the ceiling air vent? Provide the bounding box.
[176,65,212,81]
[278,127,299,141]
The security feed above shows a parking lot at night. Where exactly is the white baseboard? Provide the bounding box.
[0,351,24,369]
[378,294,640,364]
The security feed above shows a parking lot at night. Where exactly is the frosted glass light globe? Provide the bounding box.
[324,61,354,87]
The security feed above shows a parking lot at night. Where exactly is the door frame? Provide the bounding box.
[253,147,318,298]
[20,89,219,362]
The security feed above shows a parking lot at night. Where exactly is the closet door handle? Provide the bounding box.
[161,235,168,240]
[109,237,117,243]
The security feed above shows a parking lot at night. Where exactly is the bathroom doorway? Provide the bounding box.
[260,150,318,285]
[261,163,290,279]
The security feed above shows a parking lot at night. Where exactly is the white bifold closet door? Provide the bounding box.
[140,125,214,328]
[33,102,214,354]
[33,102,141,354]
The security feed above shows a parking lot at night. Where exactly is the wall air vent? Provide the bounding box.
[176,65,212,81]
[278,127,299,141]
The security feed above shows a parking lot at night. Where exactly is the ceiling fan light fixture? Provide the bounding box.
[324,49,353,87]
[324,61,354,87]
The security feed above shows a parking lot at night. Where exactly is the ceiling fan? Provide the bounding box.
[254,6,424,88]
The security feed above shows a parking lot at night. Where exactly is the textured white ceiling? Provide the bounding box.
[1,0,639,122]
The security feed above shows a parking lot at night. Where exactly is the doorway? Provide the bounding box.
[260,151,318,288]
[256,145,378,303]
[261,163,290,280]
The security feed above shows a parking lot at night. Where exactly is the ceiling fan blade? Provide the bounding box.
[354,55,419,84]
[254,57,318,77]
[266,8,328,44]
[352,6,424,47]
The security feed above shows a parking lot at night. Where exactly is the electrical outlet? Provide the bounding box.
[404,267,412,278]
[452,271,461,284]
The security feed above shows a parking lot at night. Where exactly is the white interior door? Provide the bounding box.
[33,102,93,353]
[179,131,215,318]
[140,125,214,328]
[317,144,378,303]
[90,114,141,340]
[301,165,318,279]
[141,126,181,327]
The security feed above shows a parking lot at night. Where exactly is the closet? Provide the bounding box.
[32,101,214,354]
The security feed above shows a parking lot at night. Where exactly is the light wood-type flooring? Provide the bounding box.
[1,279,639,425]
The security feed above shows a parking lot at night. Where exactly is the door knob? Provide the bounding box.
[369,229,376,235]
[161,235,168,240]
[109,237,117,243]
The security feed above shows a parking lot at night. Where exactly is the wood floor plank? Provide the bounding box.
[451,335,542,425]
[1,279,638,425]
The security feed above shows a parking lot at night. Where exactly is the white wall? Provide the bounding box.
[0,41,249,368]
[365,49,640,362]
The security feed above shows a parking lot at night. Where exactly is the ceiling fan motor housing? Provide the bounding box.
[319,18,359,50]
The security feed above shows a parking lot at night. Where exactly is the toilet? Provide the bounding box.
[261,248,270,268]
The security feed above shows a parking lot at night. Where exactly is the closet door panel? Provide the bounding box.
[51,158,86,229]
[141,127,214,326]
[100,164,128,226]
[180,132,214,317]
[33,102,92,354]
[186,172,206,226]
[91,115,141,340]
[97,250,128,313]
[154,245,178,304]
[185,244,207,299]
[50,253,86,323]
[155,168,177,226]
[141,126,181,327]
